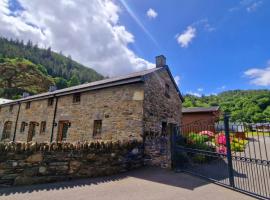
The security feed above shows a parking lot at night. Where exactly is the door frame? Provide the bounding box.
[27,121,36,142]
[57,120,69,142]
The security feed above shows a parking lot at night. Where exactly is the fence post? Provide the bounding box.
[170,126,177,170]
[224,114,235,188]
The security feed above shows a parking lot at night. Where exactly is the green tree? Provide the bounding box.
[68,75,80,87]
[0,58,54,98]
[54,77,68,89]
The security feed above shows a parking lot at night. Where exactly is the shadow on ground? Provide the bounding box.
[0,167,212,196]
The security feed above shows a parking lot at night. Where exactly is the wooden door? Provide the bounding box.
[57,121,69,142]
[27,122,36,142]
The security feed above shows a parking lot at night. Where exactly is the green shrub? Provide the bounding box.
[187,133,209,143]
[192,154,207,163]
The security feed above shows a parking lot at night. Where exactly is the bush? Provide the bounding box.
[192,154,207,163]
[187,133,209,143]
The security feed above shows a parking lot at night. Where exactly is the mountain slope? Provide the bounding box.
[0,58,54,99]
[183,90,270,123]
[0,37,104,84]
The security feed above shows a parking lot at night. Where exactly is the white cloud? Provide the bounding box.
[218,85,226,90]
[174,75,180,86]
[229,0,263,13]
[146,8,158,19]
[193,18,215,32]
[246,0,263,12]
[197,88,204,92]
[176,26,196,48]
[245,64,270,86]
[0,0,155,77]
[186,91,202,97]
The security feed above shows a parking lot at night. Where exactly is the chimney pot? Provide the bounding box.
[22,92,30,98]
[155,55,166,68]
[49,86,57,92]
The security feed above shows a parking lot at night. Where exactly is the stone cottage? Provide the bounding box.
[0,55,183,166]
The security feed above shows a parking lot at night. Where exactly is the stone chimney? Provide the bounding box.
[49,86,57,92]
[22,92,30,98]
[155,55,166,68]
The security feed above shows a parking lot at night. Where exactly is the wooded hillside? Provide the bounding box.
[183,90,270,123]
[0,37,104,99]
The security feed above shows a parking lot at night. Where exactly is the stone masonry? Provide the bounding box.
[0,141,143,187]
[0,55,183,168]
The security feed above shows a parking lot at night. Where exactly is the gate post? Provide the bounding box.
[170,126,177,169]
[224,114,235,188]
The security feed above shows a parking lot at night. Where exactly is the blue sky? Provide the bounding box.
[0,0,270,96]
[118,0,270,95]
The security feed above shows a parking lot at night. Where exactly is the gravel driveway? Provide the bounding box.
[0,167,254,200]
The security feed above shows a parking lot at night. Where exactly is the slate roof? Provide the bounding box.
[1,66,183,106]
[182,106,220,113]
[0,98,13,105]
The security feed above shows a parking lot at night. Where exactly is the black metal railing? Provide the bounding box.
[173,115,270,199]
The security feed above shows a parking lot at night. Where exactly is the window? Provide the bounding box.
[25,102,31,109]
[40,121,46,134]
[48,98,54,106]
[20,122,26,133]
[9,105,13,112]
[1,121,12,140]
[73,93,81,103]
[161,122,167,136]
[165,83,170,98]
[93,120,102,138]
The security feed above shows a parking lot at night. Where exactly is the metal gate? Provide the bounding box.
[172,115,270,199]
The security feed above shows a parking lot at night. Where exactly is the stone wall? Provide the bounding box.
[53,83,144,142]
[0,104,19,141]
[15,99,55,143]
[0,141,143,187]
[143,68,182,168]
[0,83,145,143]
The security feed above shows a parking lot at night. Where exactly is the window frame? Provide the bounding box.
[93,120,102,139]
[25,102,31,109]
[40,121,46,134]
[161,121,167,136]
[73,93,81,103]
[48,98,54,106]
[20,122,26,133]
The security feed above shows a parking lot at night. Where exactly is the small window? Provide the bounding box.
[20,122,26,133]
[9,105,13,112]
[93,120,102,138]
[48,98,54,106]
[25,102,31,109]
[165,83,170,98]
[73,93,81,103]
[40,121,46,134]
[161,122,167,136]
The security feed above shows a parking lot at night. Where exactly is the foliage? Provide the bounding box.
[186,133,212,150]
[0,58,54,98]
[183,90,270,123]
[68,74,80,87]
[0,37,104,98]
[230,138,248,152]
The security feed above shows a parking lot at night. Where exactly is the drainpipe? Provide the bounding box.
[50,96,58,143]
[13,102,21,142]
